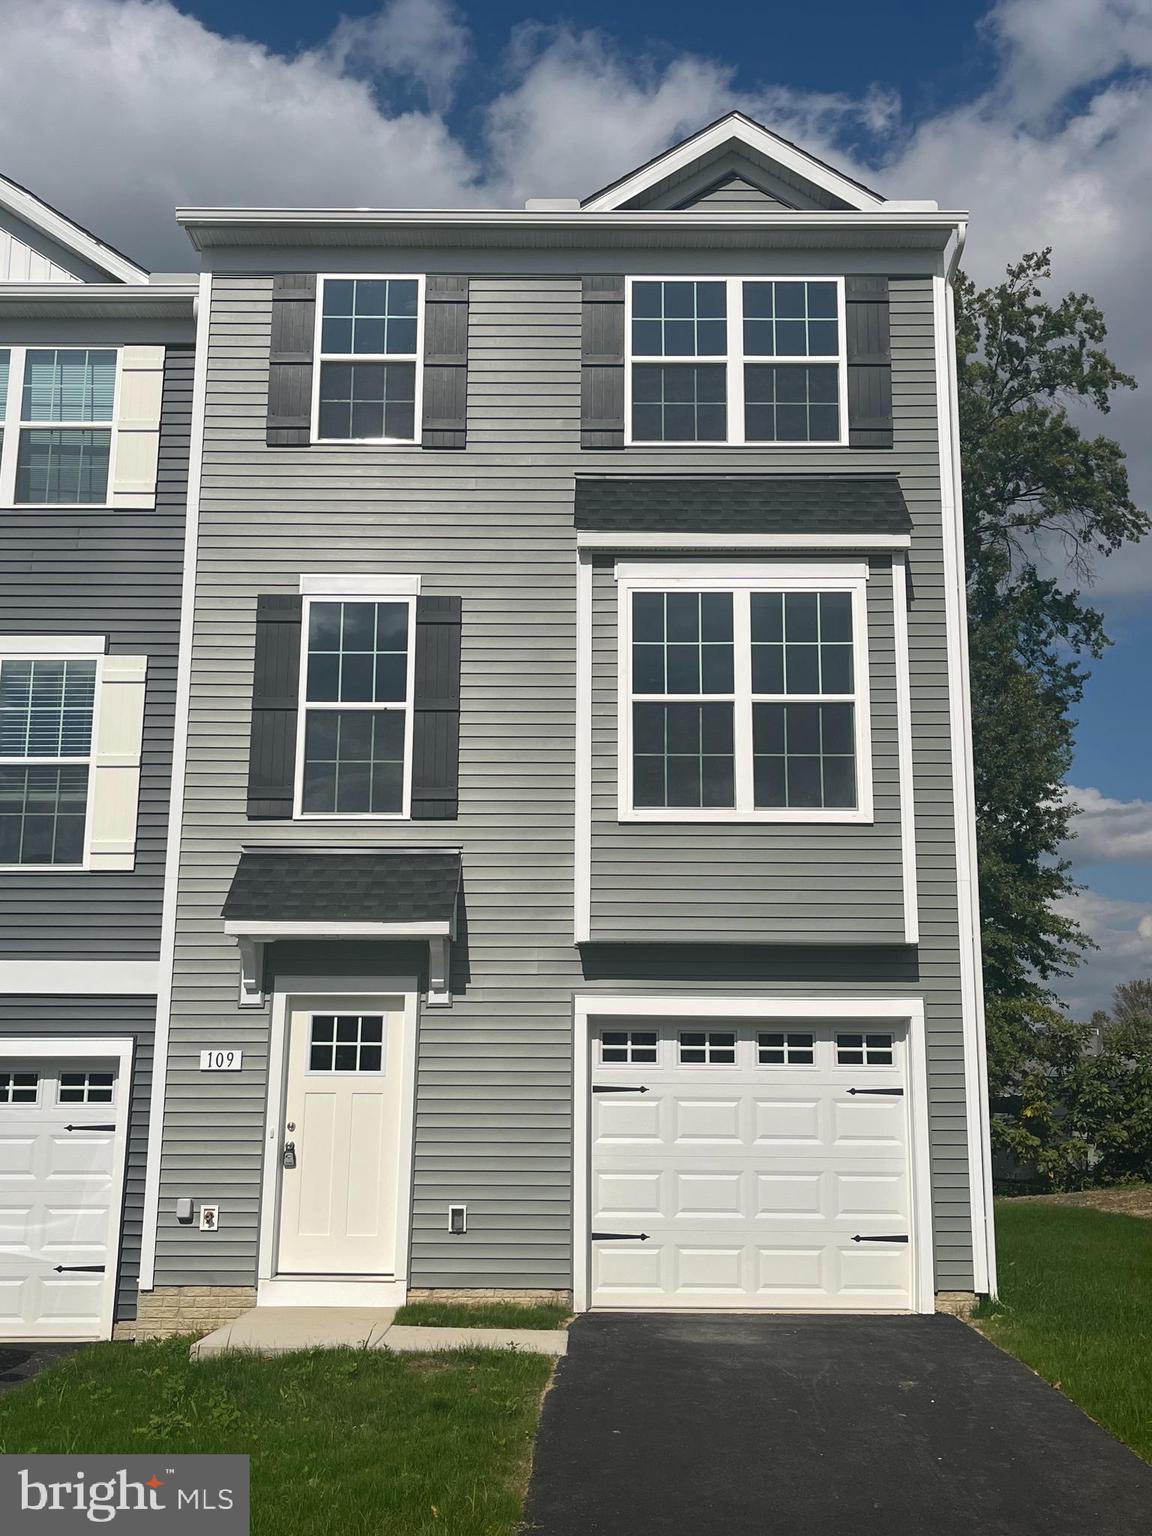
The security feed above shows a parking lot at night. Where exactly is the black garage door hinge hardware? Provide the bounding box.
[592,1084,649,1094]
[65,1123,116,1132]
[851,1235,908,1244]
[847,1088,903,1097]
[590,1231,650,1241]
[53,1265,106,1273]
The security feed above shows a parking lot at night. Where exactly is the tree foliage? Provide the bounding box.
[955,251,1147,1120]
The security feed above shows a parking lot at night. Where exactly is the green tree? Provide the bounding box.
[955,251,1147,1132]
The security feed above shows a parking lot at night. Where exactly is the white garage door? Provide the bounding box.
[0,1054,128,1340]
[590,1022,913,1311]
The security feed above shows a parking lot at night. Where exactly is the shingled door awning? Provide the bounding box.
[573,475,913,547]
[222,849,461,1009]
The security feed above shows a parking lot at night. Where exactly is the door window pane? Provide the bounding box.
[308,1014,385,1072]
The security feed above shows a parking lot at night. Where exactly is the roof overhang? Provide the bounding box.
[0,282,197,320]
[0,174,148,284]
[176,208,965,255]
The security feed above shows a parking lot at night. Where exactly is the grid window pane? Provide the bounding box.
[22,350,116,422]
[308,1014,386,1072]
[632,364,726,442]
[742,282,839,357]
[753,703,856,810]
[600,1030,658,1064]
[321,279,419,356]
[679,1030,736,1065]
[757,1032,815,1065]
[633,702,734,808]
[632,591,733,696]
[0,765,88,864]
[306,601,409,704]
[0,660,96,756]
[751,591,854,697]
[15,429,111,503]
[632,281,726,357]
[301,710,405,814]
[745,364,839,442]
[58,1071,115,1104]
[0,1071,39,1105]
[836,1031,894,1066]
[317,361,416,440]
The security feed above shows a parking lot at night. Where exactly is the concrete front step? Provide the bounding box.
[190,1307,568,1360]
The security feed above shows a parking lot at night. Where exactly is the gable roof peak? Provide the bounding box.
[0,172,148,284]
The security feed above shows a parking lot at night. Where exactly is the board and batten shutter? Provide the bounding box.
[422,275,469,449]
[581,275,626,448]
[86,654,147,870]
[845,275,893,449]
[247,595,303,819]
[411,596,462,820]
[110,346,165,507]
[266,275,316,447]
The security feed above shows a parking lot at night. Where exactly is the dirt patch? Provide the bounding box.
[1005,1186,1152,1219]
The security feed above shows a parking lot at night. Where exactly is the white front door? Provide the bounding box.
[589,1022,913,1311]
[0,1053,128,1340]
[276,996,407,1277]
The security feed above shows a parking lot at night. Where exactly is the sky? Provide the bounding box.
[2,0,1150,1013]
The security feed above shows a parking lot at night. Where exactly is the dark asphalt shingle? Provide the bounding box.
[574,475,912,533]
[222,850,461,924]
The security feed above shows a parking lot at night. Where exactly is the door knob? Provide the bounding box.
[282,1141,297,1170]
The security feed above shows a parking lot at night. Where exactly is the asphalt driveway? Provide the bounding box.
[523,1314,1152,1536]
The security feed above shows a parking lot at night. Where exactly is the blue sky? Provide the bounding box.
[3,0,1149,1012]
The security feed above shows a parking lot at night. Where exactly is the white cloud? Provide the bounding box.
[1062,785,1152,863]
[325,0,471,113]
[1053,888,1152,1015]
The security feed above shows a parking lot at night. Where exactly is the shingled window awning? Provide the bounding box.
[222,849,461,1009]
[573,475,912,546]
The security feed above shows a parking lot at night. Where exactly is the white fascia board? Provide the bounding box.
[615,558,869,583]
[0,960,158,995]
[580,117,885,212]
[0,178,148,284]
[575,995,926,1020]
[578,531,910,551]
[222,919,454,939]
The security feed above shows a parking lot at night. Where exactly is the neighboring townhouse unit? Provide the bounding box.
[0,175,195,1340]
[140,112,995,1335]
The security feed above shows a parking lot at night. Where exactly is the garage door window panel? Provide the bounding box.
[0,1070,39,1104]
[837,1032,895,1066]
[600,1030,658,1064]
[57,1071,115,1105]
[679,1030,736,1065]
[758,1032,815,1065]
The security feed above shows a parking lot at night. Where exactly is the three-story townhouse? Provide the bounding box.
[138,113,995,1335]
[0,175,195,1340]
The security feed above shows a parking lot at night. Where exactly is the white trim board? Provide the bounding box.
[0,635,106,656]
[0,961,158,995]
[138,271,212,1294]
[0,1035,135,1342]
[578,532,911,551]
[0,174,148,284]
[223,920,452,939]
[892,553,919,946]
[571,995,935,1316]
[574,551,593,944]
[256,978,419,1306]
[299,573,421,595]
[933,255,997,1297]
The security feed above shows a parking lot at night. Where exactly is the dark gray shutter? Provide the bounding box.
[266,275,316,447]
[845,276,893,449]
[422,275,469,449]
[411,596,462,820]
[581,276,625,448]
[247,595,302,819]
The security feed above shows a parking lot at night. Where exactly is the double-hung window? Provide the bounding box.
[296,595,416,818]
[0,655,97,866]
[0,349,117,504]
[621,564,871,822]
[627,278,846,445]
[313,277,422,443]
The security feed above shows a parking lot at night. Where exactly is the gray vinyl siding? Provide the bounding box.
[158,265,976,1294]
[0,345,191,957]
[679,175,789,210]
[0,994,155,1322]
[590,555,904,943]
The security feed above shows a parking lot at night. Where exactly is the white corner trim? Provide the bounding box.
[0,635,107,656]
[933,267,996,1297]
[298,573,422,595]
[578,532,910,552]
[0,960,158,995]
[892,554,919,945]
[574,552,593,944]
[571,995,934,1315]
[138,271,212,1294]
[614,559,870,583]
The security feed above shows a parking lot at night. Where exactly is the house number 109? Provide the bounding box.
[199,1049,243,1071]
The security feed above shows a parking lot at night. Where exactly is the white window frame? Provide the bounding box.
[0,346,122,508]
[303,1009,389,1078]
[625,276,848,448]
[292,590,418,822]
[310,274,425,445]
[0,645,105,871]
[616,561,873,824]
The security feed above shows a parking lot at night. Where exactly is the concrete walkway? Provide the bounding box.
[523,1314,1152,1536]
[190,1307,567,1360]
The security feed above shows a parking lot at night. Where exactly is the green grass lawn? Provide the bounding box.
[977,1200,1152,1462]
[0,1339,552,1536]
[394,1301,570,1330]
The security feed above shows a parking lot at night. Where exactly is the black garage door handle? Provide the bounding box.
[65,1123,116,1131]
[590,1231,650,1241]
[851,1235,908,1244]
[592,1085,649,1094]
[53,1265,106,1273]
